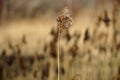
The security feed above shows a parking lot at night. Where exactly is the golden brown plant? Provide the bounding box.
[57,6,73,32]
[57,6,73,80]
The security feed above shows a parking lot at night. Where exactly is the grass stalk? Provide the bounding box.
[58,28,61,80]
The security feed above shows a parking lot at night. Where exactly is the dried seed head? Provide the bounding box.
[57,7,73,30]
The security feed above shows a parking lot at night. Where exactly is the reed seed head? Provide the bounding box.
[57,6,73,30]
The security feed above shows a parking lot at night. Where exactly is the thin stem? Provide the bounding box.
[113,0,117,57]
[58,28,61,80]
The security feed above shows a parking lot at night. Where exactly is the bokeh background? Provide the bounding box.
[0,0,120,80]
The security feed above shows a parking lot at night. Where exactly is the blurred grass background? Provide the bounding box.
[0,0,120,80]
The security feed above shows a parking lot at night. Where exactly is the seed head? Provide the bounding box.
[57,7,73,30]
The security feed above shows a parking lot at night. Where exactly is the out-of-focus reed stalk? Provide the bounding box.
[112,0,120,79]
[112,0,117,54]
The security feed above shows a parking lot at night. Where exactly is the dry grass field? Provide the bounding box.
[0,0,120,80]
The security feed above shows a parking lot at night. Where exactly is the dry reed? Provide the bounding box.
[56,6,73,80]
